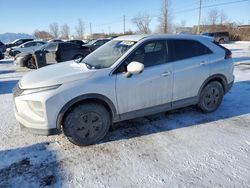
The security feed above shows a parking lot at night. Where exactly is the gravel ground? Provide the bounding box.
[0,42,250,188]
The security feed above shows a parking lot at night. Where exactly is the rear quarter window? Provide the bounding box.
[168,39,212,62]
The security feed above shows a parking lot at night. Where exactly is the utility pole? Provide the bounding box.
[197,0,202,34]
[123,15,126,34]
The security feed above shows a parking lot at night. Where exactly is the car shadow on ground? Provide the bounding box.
[0,142,64,187]
[0,59,13,64]
[0,80,18,95]
[102,80,250,143]
[0,70,15,74]
[233,56,250,64]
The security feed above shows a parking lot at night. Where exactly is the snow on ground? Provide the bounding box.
[0,42,250,187]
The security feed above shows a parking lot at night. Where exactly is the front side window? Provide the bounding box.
[127,40,167,68]
[168,39,212,62]
[115,40,167,73]
[23,42,34,47]
[82,40,136,69]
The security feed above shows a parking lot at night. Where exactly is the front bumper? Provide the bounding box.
[13,84,65,136]
[14,108,61,136]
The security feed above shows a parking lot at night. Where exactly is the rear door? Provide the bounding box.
[168,39,212,103]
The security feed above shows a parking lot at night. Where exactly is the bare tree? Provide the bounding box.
[158,0,172,33]
[219,10,228,25]
[34,30,52,40]
[207,9,220,25]
[61,24,70,39]
[49,22,59,38]
[132,13,152,34]
[75,19,85,39]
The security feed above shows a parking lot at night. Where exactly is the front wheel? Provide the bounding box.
[198,81,224,113]
[63,103,111,146]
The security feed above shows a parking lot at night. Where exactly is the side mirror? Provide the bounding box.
[125,61,144,77]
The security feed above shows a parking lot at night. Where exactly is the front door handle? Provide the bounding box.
[161,71,171,77]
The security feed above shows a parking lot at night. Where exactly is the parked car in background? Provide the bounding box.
[0,51,4,60]
[48,39,63,43]
[202,32,229,44]
[8,40,47,56]
[83,38,111,52]
[5,38,34,48]
[68,39,85,46]
[15,42,90,69]
[0,40,6,52]
[13,34,234,146]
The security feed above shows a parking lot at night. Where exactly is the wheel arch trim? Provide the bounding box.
[198,74,228,97]
[56,93,118,130]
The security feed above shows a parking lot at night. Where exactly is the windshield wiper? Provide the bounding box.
[74,57,84,63]
[81,61,95,69]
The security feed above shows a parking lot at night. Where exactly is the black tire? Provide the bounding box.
[198,81,224,113]
[63,103,111,146]
[219,39,225,44]
[26,57,37,69]
[73,54,84,60]
[13,50,21,57]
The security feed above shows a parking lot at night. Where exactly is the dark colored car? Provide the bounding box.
[83,39,110,52]
[202,32,229,44]
[48,39,63,43]
[5,38,34,48]
[14,42,90,69]
[0,40,6,52]
[68,39,85,46]
[0,51,4,60]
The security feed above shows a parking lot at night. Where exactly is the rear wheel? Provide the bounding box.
[219,39,225,44]
[198,81,224,113]
[13,50,21,56]
[26,57,37,69]
[63,103,111,146]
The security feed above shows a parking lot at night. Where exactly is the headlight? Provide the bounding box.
[21,84,61,95]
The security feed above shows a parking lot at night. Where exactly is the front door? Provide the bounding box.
[115,40,173,115]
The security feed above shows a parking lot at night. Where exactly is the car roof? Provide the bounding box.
[114,34,213,42]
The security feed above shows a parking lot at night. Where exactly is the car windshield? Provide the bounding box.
[86,40,97,45]
[82,40,136,69]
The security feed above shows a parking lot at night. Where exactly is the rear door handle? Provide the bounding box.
[161,71,171,77]
[200,61,209,65]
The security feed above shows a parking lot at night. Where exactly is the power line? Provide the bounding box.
[174,0,249,14]
[89,0,249,32]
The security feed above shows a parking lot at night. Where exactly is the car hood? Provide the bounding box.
[20,60,96,89]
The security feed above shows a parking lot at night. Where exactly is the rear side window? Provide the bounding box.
[168,39,212,62]
[44,43,58,51]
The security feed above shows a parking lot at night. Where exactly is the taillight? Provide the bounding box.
[225,53,232,59]
[225,49,232,59]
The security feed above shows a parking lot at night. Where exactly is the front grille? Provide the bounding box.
[13,83,24,97]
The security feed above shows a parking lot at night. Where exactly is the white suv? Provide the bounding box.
[13,34,234,146]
